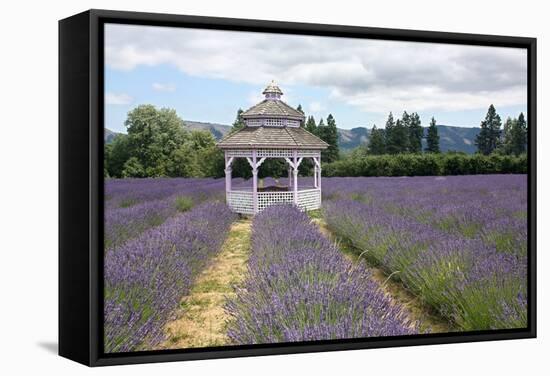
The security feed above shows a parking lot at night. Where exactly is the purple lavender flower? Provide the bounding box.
[226,205,415,345]
[104,201,236,353]
[322,174,528,331]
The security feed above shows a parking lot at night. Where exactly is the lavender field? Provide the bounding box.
[104,174,527,352]
[226,205,416,344]
[323,175,528,331]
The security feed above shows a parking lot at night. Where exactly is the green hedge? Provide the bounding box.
[323,153,527,177]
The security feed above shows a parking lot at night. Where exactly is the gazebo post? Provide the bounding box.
[288,166,292,188]
[252,150,258,214]
[313,159,318,188]
[318,157,322,192]
[224,153,233,195]
[293,150,299,205]
[312,155,321,191]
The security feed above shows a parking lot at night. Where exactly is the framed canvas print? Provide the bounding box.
[59,9,536,366]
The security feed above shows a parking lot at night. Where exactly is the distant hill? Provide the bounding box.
[105,121,481,154]
[430,125,480,154]
[338,127,370,150]
[104,128,121,143]
[184,120,231,140]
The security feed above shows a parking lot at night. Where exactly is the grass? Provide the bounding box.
[119,198,139,208]
[174,196,194,212]
[158,219,252,349]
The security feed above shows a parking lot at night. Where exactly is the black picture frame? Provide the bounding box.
[59,8,537,367]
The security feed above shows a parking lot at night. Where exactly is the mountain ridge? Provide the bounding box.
[106,120,480,154]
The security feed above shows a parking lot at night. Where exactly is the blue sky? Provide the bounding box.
[105,24,528,133]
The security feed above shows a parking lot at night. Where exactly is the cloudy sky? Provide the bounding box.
[104,23,527,132]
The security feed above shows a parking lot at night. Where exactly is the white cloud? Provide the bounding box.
[308,101,325,113]
[105,24,527,114]
[152,82,176,92]
[105,92,133,105]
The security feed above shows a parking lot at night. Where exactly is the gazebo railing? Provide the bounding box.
[297,188,321,211]
[226,190,254,215]
[226,188,321,215]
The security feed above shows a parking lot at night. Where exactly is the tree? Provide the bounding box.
[231,108,245,132]
[323,114,339,163]
[122,157,146,178]
[408,112,423,153]
[124,104,188,176]
[383,112,396,153]
[368,125,385,155]
[305,115,317,135]
[386,112,408,154]
[296,104,305,127]
[476,104,502,155]
[425,117,440,153]
[511,112,527,155]
[105,134,131,177]
[500,117,515,155]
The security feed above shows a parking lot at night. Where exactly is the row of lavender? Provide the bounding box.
[104,202,236,352]
[322,175,527,331]
[104,178,232,249]
[226,205,416,344]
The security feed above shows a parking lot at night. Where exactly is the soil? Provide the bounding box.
[158,218,252,349]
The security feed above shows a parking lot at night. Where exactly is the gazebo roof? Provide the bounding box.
[217,126,329,150]
[241,98,305,119]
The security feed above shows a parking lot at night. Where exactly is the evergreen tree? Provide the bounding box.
[476,104,502,155]
[383,112,396,154]
[317,118,328,162]
[425,117,440,153]
[401,111,411,151]
[296,104,305,127]
[305,115,317,135]
[386,114,409,154]
[231,108,245,132]
[511,112,527,155]
[408,112,423,153]
[323,114,339,163]
[368,125,386,154]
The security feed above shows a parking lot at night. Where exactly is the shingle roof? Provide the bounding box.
[217,126,329,149]
[241,99,305,119]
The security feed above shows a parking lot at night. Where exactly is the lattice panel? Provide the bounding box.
[226,150,254,157]
[258,191,294,212]
[227,191,254,215]
[298,189,321,211]
[298,151,321,158]
[245,118,300,127]
[257,149,294,158]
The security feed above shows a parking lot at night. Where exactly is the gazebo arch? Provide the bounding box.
[217,81,328,215]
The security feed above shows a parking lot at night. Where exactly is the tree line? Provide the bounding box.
[325,104,527,177]
[367,111,438,155]
[475,104,527,156]
[105,103,527,179]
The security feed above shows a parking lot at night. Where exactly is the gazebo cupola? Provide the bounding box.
[217,81,328,215]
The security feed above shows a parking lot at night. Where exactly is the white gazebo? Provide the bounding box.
[217,81,328,215]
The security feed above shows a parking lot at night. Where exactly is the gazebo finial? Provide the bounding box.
[262,80,283,99]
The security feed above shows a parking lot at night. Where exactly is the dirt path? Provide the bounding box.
[159,218,252,349]
[311,216,452,334]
